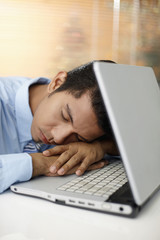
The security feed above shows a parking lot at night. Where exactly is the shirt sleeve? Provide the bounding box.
[0,153,32,193]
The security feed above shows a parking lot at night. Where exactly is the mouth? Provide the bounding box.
[40,131,50,144]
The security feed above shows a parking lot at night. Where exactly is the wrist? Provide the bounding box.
[94,138,118,156]
[30,153,46,178]
[93,141,105,158]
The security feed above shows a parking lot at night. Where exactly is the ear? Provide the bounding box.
[48,71,67,94]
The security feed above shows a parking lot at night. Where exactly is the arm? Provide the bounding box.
[0,153,32,193]
[43,139,119,176]
[0,152,62,193]
[0,152,59,193]
[0,150,105,194]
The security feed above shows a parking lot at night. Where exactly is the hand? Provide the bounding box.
[30,152,108,178]
[30,152,58,178]
[46,159,109,176]
[43,140,117,176]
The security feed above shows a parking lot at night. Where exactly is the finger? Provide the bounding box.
[75,159,109,176]
[87,160,109,171]
[57,154,83,175]
[45,172,59,177]
[75,157,94,176]
[49,150,74,174]
[43,145,69,156]
[60,160,109,176]
[46,161,108,177]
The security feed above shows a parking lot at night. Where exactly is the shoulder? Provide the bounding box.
[0,76,31,93]
[0,77,31,104]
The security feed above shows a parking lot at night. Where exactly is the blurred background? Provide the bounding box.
[0,0,160,81]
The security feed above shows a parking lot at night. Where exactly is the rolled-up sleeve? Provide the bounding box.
[0,153,32,193]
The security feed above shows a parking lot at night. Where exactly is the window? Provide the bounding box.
[0,0,159,81]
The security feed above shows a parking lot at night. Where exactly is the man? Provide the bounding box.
[0,60,118,193]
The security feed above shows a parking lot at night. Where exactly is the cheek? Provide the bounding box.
[34,102,51,123]
[37,109,60,128]
[33,97,62,127]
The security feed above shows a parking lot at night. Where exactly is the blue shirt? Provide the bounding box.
[0,76,51,193]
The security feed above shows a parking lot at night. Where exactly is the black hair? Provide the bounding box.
[54,60,116,139]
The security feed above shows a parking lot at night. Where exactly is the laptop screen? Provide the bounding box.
[94,62,160,205]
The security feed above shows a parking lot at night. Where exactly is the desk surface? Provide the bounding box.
[0,189,160,240]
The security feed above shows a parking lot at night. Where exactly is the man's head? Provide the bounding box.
[31,60,115,145]
[53,60,115,137]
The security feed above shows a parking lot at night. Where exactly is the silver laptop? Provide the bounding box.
[11,62,160,218]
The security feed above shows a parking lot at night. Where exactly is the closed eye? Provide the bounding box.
[61,110,69,122]
[76,134,91,143]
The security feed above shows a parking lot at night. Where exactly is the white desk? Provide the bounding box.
[0,189,160,240]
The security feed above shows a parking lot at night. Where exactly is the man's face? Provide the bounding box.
[31,91,104,145]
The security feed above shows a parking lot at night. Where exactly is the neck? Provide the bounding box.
[29,84,48,115]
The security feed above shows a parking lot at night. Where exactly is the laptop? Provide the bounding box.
[11,62,160,218]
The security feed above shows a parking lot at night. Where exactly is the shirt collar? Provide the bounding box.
[15,77,50,143]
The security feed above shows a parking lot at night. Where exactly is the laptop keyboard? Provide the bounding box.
[57,161,128,200]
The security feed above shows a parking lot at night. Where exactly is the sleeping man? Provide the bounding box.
[0,60,118,193]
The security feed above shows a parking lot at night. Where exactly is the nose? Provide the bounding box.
[51,126,77,145]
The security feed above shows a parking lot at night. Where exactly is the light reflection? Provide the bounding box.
[130,0,140,64]
[112,0,120,61]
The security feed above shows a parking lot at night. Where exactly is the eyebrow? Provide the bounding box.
[66,104,90,143]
